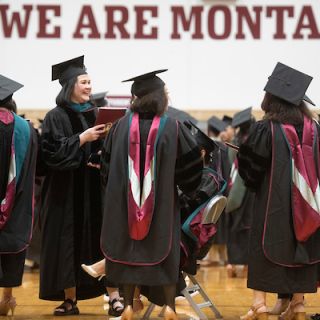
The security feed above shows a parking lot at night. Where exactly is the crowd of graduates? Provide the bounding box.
[0,57,320,320]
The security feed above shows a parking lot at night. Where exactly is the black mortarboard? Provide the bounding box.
[90,91,108,108]
[222,115,233,126]
[52,55,87,86]
[232,107,252,128]
[167,106,198,123]
[186,120,218,153]
[0,74,23,105]
[207,116,227,134]
[264,62,315,106]
[122,69,167,98]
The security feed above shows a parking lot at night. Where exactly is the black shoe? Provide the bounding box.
[53,299,79,316]
[311,314,320,320]
[108,298,124,317]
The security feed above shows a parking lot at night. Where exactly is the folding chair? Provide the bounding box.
[142,195,226,320]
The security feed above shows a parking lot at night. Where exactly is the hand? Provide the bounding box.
[79,124,106,146]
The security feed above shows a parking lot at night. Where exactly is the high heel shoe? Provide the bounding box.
[121,305,133,320]
[0,296,17,316]
[164,306,178,320]
[279,301,305,320]
[81,264,105,280]
[240,303,268,320]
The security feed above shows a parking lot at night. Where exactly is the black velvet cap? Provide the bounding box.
[90,91,108,107]
[122,69,167,98]
[232,107,252,128]
[186,120,218,153]
[52,55,87,86]
[0,74,23,105]
[208,116,227,133]
[264,62,315,106]
[222,115,233,126]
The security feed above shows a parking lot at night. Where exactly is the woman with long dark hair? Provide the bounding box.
[100,70,203,320]
[237,63,320,320]
[39,56,123,316]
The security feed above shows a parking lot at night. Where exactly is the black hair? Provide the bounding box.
[55,77,78,107]
[130,88,168,115]
[1,97,17,113]
[262,92,313,125]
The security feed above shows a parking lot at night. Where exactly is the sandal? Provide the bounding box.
[240,303,268,320]
[53,299,79,316]
[108,298,124,317]
[279,301,305,320]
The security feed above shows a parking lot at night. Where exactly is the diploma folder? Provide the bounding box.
[95,107,127,127]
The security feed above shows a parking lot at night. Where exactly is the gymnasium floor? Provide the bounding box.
[8,265,320,319]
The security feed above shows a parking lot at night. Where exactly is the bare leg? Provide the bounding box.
[64,287,76,302]
[108,287,124,316]
[2,288,12,299]
[291,294,305,313]
[240,290,267,319]
[133,286,144,312]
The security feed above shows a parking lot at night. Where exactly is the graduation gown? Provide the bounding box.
[100,112,203,286]
[39,105,105,301]
[0,112,37,287]
[238,119,320,293]
[226,136,254,265]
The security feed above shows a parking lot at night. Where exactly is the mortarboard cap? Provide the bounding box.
[207,116,227,134]
[122,69,167,98]
[52,55,87,86]
[222,115,233,126]
[186,120,218,153]
[90,91,108,108]
[264,62,315,106]
[0,74,23,105]
[232,107,252,128]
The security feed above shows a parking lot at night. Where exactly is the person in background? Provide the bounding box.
[100,69,203,320]
[220,115,235,143]
[39,56,123,316]
[204,116,231,266]
[225,107,255,278]
[238,62,320,320]
[0,75,38,315]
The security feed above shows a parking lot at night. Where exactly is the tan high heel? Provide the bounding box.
[0,296,17,316]
[240,303,268,320]
[121,305,133,320]
[279,301,305,320]
[164,306,178,320]
[81,264,105,280]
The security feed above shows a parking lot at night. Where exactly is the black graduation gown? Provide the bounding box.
[226,136,254,265]
[0,114,38,287]
[238,120,320,293]
[39,106,105,301]
[100,113,203,286]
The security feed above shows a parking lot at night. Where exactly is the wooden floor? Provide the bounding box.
[5,265,320,319]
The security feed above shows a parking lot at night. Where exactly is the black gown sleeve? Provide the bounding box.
[40,110,84,170]
[237,120,272,191]
[100,123,117,190]
[175,122,203,196]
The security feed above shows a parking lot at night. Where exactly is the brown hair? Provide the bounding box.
[130,88,168,115]
[261,92,314,125]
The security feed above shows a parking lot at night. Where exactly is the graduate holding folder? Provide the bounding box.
[39,56,123,316]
